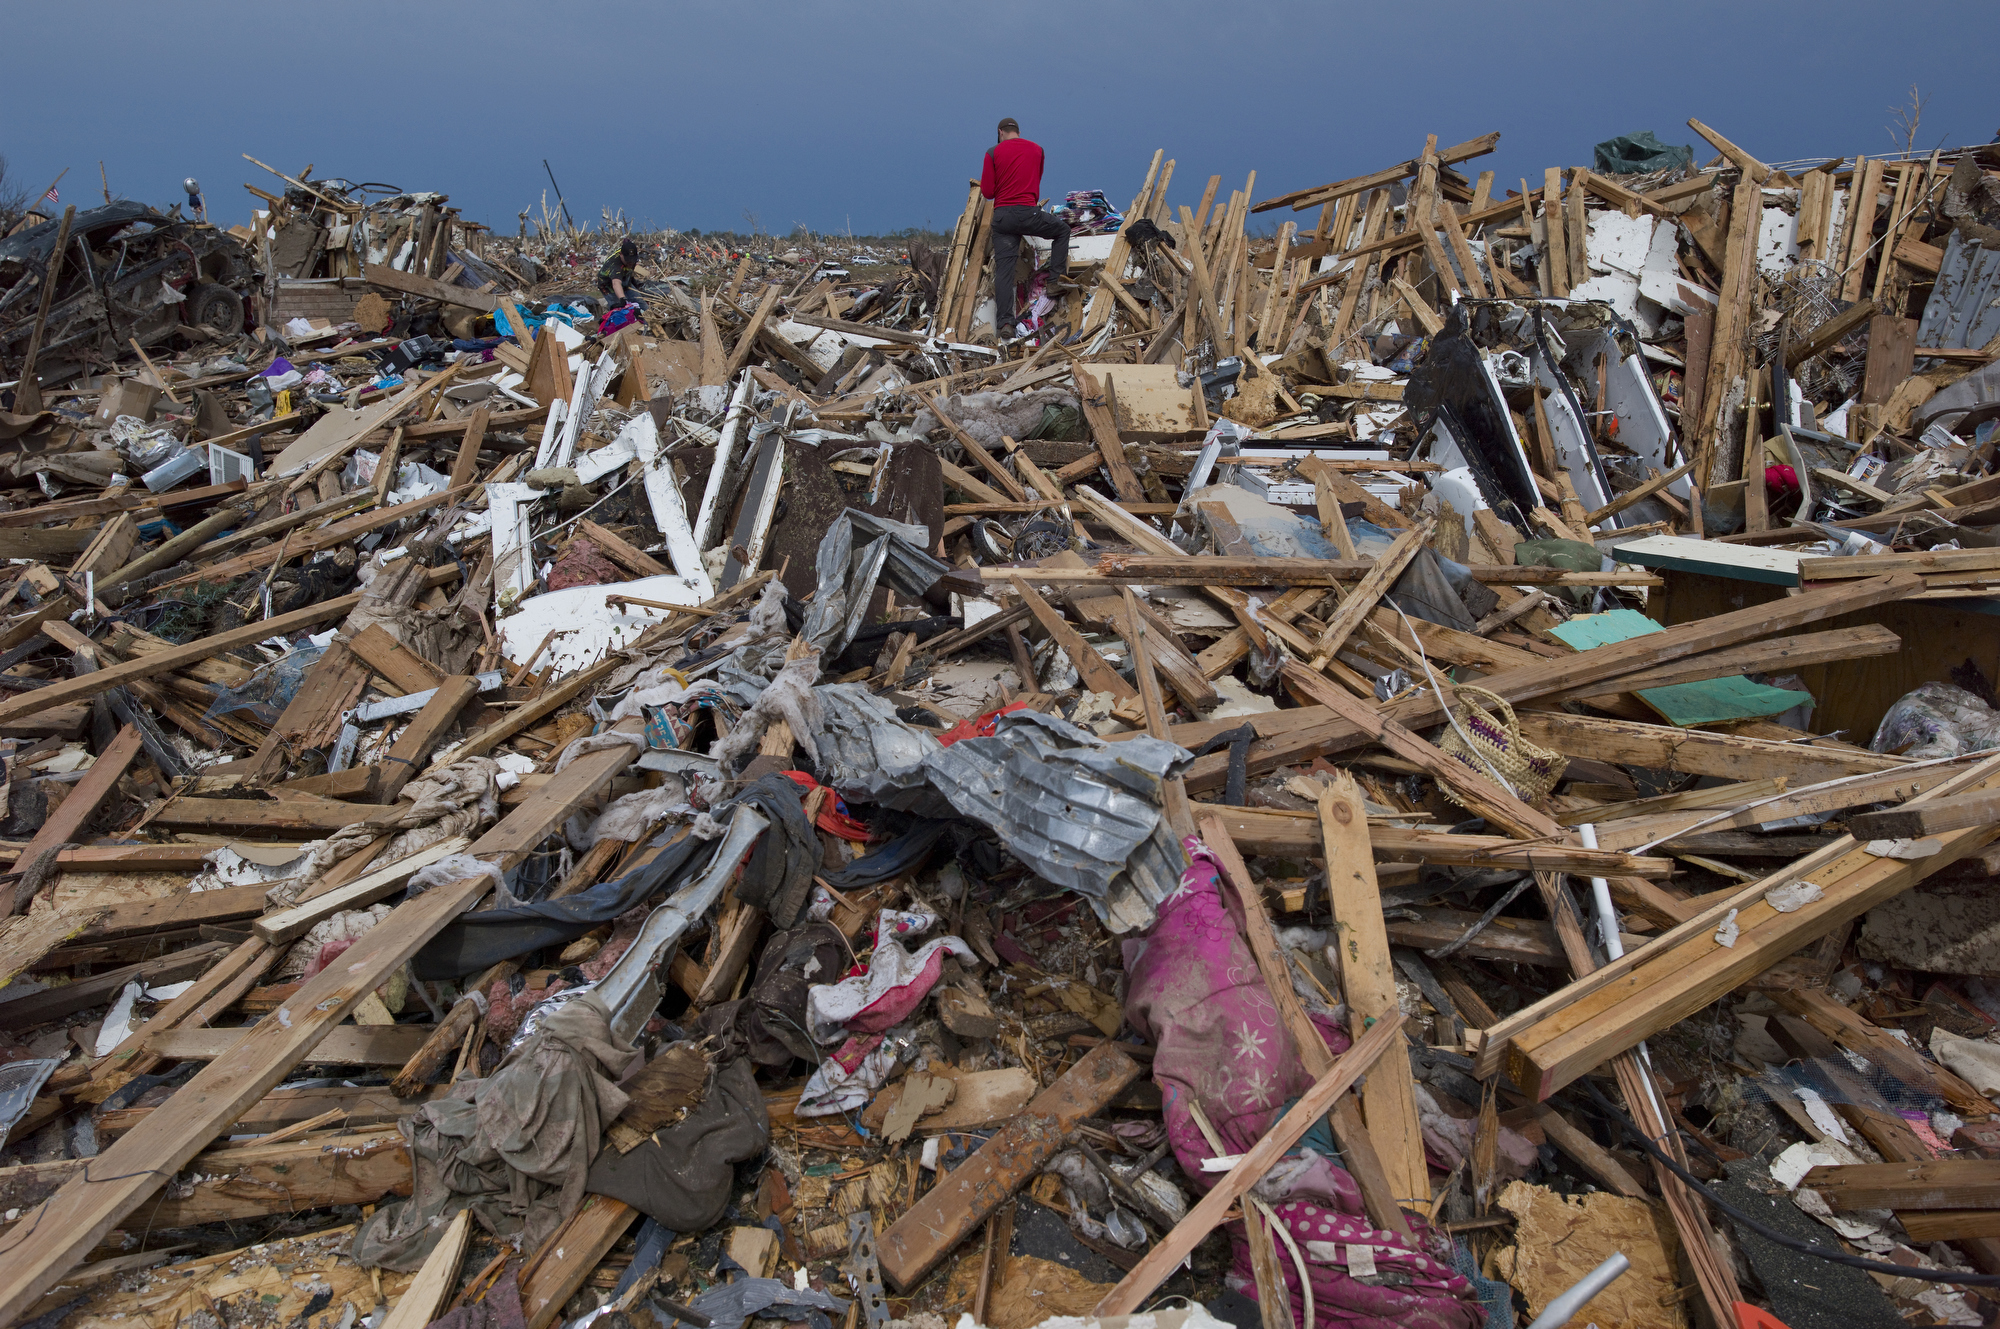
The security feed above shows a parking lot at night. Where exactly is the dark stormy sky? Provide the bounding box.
[8,0,1997,239]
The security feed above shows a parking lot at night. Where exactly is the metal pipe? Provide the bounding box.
[1524,1252,1629,1329]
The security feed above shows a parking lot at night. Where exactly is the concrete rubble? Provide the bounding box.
[2,124,2000,1329]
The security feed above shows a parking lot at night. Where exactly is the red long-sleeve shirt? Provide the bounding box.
[980,138,1044,208]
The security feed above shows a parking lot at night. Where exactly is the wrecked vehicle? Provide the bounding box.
[0,201,253,385]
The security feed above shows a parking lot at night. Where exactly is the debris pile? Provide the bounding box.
[3,121,2000,1329]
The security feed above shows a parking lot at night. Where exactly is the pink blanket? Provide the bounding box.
[1123,839,1483,1329]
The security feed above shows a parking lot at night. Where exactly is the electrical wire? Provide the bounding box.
[1581,1076,2000,1286]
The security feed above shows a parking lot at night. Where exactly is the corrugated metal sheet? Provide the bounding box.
[1916,231,2000,350]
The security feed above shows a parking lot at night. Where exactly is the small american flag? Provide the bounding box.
[42,186,57,204]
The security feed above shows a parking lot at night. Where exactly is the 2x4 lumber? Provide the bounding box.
[1515,710,1905,784]
[1486,749,2000,1098]
[1318,776,1429,1210]
[722,284,783,381]
[982,557,1651,588]
[143,1023,432,1066]
[1012,577,1137,700]
[1584,764,1960,853]
[1072,367,1144,503]
[1093,1013,1406,1316]
[0,1129,410,1233]
[880,1042,1143,1291]
[374,674,478,801]
[1204,808,1672,877]
[97,1083,437,1138]
[1848,785,2000,841]
[1785,299,1879,369]
[1310,521,1430,664]
[255,838,468,945]
[1800,1160,2000,1216]
[0,738,640,1322]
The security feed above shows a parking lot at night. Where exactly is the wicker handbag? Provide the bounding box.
[1437,685,1568,805]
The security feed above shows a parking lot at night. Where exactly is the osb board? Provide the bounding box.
[941,1249,1116,1329]
[39,1224,414,1329]
[1493,1180,1684,1329]
[1093,363,1199,440]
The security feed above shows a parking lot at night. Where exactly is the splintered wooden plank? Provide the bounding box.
[255,839,468,945]
[17,725,144,873]
[1801,1160,2000,1212]
[880,1042,1142,1292]
[1492,752,2000,1098]
[382,1210,473,1329]
[347,622,445,696]
[250,641,372,777]
[96,1083,441,1139]
[1317,773,1428,1212]
[0,911,108,992]
[374,675,478,802]
[520,1197,640,1329]
[76,885,270,940]
[148,796,383,836]
[144,1024,432,1066]
[1309,519,1430,664]
[0,1129,411,1231]
[1011,577,1137,700]
[1072,366,1144,502]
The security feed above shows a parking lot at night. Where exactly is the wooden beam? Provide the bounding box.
[1556,625,1903,701]
[16,577,456,735]
[1848,786,2000,841]
[1319,775,1429,1211]
[374,675,478,801]
[1786,299,1879,368]
[880,1042,1142,1292]
[144,1023,432,1066]
[1253,132,1500,212]
[364,262,498,311]
[1516,710,1906,783]
[1011,577,1137,700]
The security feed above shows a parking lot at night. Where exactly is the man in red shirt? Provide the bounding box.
[980,117,1071,339]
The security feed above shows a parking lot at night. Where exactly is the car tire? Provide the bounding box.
[186,283,245,334]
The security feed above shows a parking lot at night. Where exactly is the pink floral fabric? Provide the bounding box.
[1123,838,1483,1329]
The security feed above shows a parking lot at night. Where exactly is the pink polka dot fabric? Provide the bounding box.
[1124,840,1483,1329]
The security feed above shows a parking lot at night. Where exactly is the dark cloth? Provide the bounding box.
[351,995,638,1271]
[728,772,819,928]
[410,826,716,980]
[697,921,848,1066]
[820,819,951,893]
[980,138,1045,207]
[585,1055,770,1231]
[990,205,1070,331]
